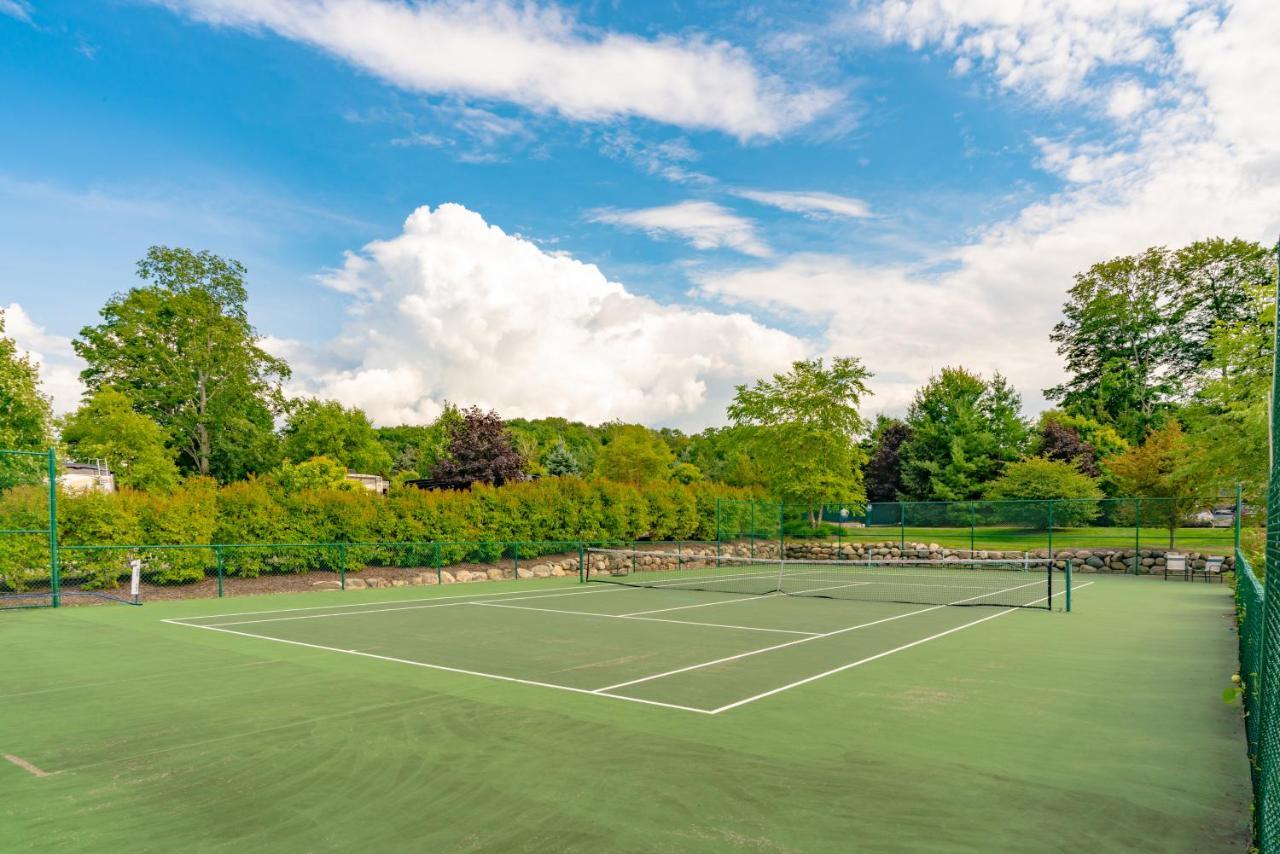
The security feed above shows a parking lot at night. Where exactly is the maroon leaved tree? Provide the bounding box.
[1039,421,1100,477]
[428,406,526,489]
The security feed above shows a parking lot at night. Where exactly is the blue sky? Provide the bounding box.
[3,0,1278,428]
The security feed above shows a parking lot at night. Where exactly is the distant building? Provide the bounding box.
[59,460,116,494]
[345,471,389,495]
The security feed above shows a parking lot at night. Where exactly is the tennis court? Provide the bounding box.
[4,558,1250,852]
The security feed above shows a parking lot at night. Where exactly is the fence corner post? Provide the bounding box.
[1065,560,1072,613]
[339,542,347,590]
[577,542,585,583]
[47,447,60,608]
[1134,497,1141,574]
[215,545,224,598]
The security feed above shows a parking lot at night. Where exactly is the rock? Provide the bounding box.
[439,571,455,584]
[312,580,342,589]
[391,578,408,587]
[1086,556,1104,568]
[345,578,368,590]
[516,566,535,579]
[486,568,505,581]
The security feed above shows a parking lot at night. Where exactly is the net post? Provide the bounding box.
[715,499,721,550]
[1065,560,1072,613]
[215,545,224,598]
[577,543,585,583]
[778,503,784,560]
[1134,497,1141,574]
[339,542,347,590]
[47,447,60,609]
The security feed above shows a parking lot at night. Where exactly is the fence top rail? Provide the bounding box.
[0,449,50,458]
[56,539,723,552]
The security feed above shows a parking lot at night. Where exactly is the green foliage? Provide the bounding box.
[59,388,179,491]
[1108,422,1203,545]
[727,357,872,506]
[272,457,354,494]
[375,424,446,475]
[596,425,675,484]
[282,399,392,476]
[1046,238,1269,443]
[506,417,603,477]
[683,426,767,488]
[863,416,911,502]
[0,311,53,488]
[73,246,289,480]
[900,367,1028,501]
[542,441,581,477]
[983,457,1104,528]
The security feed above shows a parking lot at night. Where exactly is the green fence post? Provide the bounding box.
[1236,483,1244,553]
[715,499,721,549]
[434,543,442,584]
[47,448,60,608]
[750,502,756,558]
[513,541,519,580]
[1047,500,1055,560]
[969,504,976,558]
[215,545,224,598]
[1134,498,1141,574]
[339,542,347,590]
[577,542,585,583]
[899,503,906,553]
[778,503,784,559]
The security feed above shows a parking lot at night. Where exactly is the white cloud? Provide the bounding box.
[732,189,872,219]
[1,304,85,416]
[852,0,1198,103]
[285,203,807,427]
[698,0,1280,417]
[158,0,837,138]
[599,130,714,185]
[590,201,772,257]
[1106,79,1151,119]
[0,0,33,24]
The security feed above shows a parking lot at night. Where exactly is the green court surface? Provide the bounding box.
[3,574,1250,852]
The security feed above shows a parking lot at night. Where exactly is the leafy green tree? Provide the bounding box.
[1046,239,1266,443]
[272,456,354,493]
[983,457,1104,528]
[73,247,289,480]
[59,388,179,491]
[900,367,1028,501]
[596,425,674,484]
[1108,421,1202,546]
[727,357,872,510]
[0,311,52,488]
[542,440,581,477]
[282,399,392,476]
[684,426,767,487]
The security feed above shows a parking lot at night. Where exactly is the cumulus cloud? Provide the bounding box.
[698,0,1280,415]
[732,189,872,219]
[1,303,85,415]
[157,0,837,138]
[284,203,806,427]
[590,201,772,257]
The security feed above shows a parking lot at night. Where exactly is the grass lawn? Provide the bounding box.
[2,572,1249,852]
[822,525,1234,555]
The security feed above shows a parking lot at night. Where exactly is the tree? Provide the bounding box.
[59,388,179,491]
[1046,239,1266,442]
[899,367,1028,501]
[73,247,289,480]
[863,417,912,502]
[1108,422,1202,546]
[983,457,1104,528]
[727,357,872,511]
[0,311,52,488]
[542,441,581,477]
[684,426,767,487]
[282,399,392,476]
[428,406,525,488]
[596,425,674,484]
[1033,417,1100,477]
[273,456,354,493]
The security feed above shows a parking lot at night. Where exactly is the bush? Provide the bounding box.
[982,457,1104,528]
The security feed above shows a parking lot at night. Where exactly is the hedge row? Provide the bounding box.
[0,477,760,590]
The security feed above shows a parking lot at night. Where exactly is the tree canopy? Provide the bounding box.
[596,425,675,484]
[0,311,52,488]
[74,247,289,480]
[282,399,392,476]
[428,406,525,488]
[60,388,179,491]
[727,357,872,507]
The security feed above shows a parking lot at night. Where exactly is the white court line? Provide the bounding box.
[621,593,783,616]
[164,619,714,715]
[166,581,603,621]
[593,579,1046,694]
[179,586,635,628]
[470,601,820,636]
[707,581,1094,714]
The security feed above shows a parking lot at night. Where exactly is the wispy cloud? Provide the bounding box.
[732,189,872,219]
[157,0,838,138]
[600,130,714,185]
[0,0,33,24]
[590,201,772,257]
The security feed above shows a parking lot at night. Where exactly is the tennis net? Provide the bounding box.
[584,548,1061,610]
